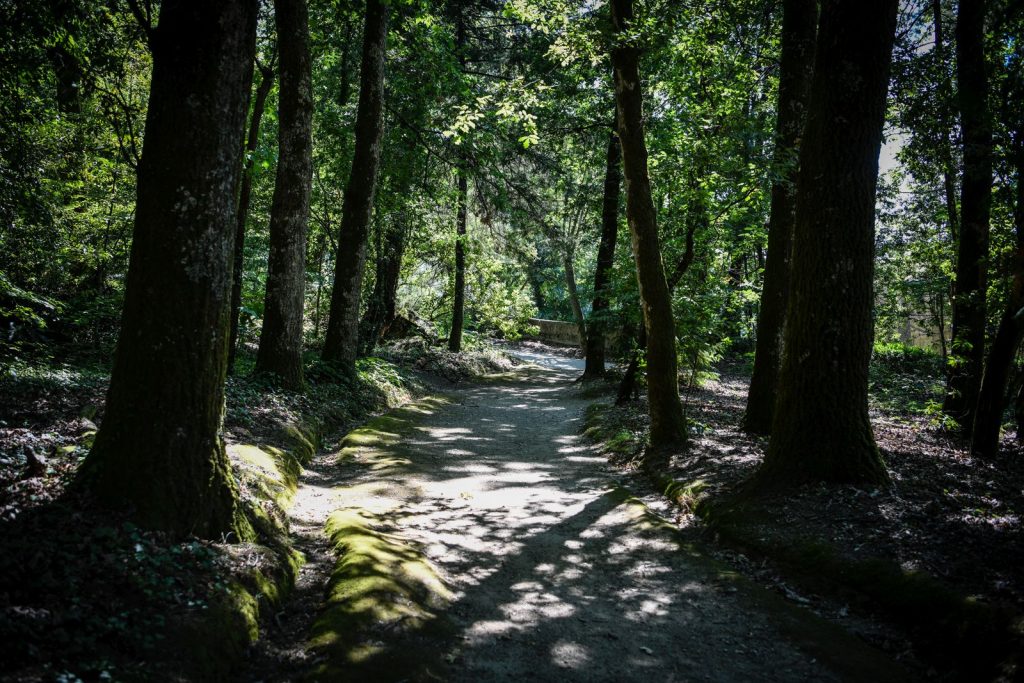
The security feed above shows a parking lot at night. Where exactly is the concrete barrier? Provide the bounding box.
[528,318,582,347]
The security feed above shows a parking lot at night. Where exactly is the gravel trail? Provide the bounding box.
[306,356,911,682]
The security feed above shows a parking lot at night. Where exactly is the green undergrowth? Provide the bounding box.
[380,336,519,382]
[868,342,946,418]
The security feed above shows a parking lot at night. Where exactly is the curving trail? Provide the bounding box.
[249,353,911,682]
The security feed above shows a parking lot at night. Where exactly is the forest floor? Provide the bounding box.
[584,354,1024,680]
[242,348,913,682]
[1,341,1019,680]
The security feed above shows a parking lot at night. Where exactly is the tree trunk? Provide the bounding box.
[360,215,407,354]
[449,170,468,352]
[77,0,258,540]
[610,0,687,466]
[943,0,993,429]
[583,131,621,380]
[616,323,645,405]
[48,45,82,115]
[972,129,1024,456]
[255,0,313,390]
[932,0,960,245]
[755,0,898,491]
[564,251,587,352]
[743,0,817,435]
[228,60,275,375]
[527,259,546,313]
[616,180,700,402]
[322,0,388,372]
[1017,377,1024,443]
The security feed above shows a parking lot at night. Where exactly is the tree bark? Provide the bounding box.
[255,0,313,390]
[743,0,817,435]
[77,0,258,540]
[322,0,388,372]
[610,0,687,466]
[360,215,407,354]
[756,0,898,491]
[932,0,960,244]
[228,60,275,375]
[583,131,621,380]
[943,0,993,429]
[564,251,587,352]
[972,128,1024,456]
[617,182,700,402]
[448,170,468,352]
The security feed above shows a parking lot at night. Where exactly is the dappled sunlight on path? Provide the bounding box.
[318,360,908,682]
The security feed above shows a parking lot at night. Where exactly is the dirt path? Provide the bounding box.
[249,355,912,682]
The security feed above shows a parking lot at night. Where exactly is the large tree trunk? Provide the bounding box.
[228,60,275,375]
[448,170,468,352]
[755,0,897,491]
[743,0,817,435]
[322,0,388,371]
[583,131,621,380]
[360,214,407,355]
[77,0,257,540]
[255,0,313,390]
[943,0,993,429]
[610,0,687,466]
[972,128,1024,456]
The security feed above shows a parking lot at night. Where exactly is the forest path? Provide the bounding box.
[248,354,911,682]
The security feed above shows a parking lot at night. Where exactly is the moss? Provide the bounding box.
[308,509,454,681]
[657,476,708,514]
[582,402,644,460]
[335,396,451,463]
[157,424,315,679]
[280,420,320,464]
[162,581,260,682]
[232,443,301,510]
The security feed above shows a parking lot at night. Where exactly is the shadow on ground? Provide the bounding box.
[299,361,910,683]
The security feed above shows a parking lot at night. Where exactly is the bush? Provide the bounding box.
[871,341,943,377]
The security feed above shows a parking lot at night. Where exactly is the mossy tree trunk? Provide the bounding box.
[583,130,621,380]
[743,0,816,435]
[611,0,687,467]
[943,0,993,429]
[448,170,469,352]
[756,0,898,491]
[228,58,275,376]
[255,0,313,390]
[77,0,258,540]
[972,122,1024,457]
[323,0,388,372]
